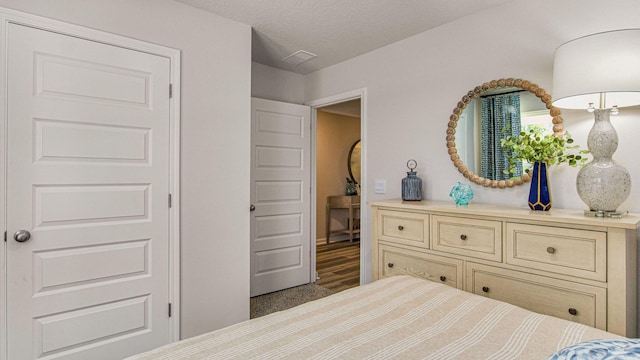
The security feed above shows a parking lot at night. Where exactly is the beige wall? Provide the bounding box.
[0,0,252,339]
[317,110,360,241]
[304,0,640,283]
[306,0,640,211]
[252,62,306,104]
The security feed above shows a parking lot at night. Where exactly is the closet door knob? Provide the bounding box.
[460,234,467,240]
[482,286,489,293]
[398,225,404,231]
[568,308,577,316]
[250,204,256,212]
[13,230,31,243]
[546,246,556,254]
[439,276,446,282]
[387,263,394,268]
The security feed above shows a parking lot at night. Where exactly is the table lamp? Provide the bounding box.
[552,29,640,217]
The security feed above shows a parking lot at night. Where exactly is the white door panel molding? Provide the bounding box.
[0,8,180,360]
[250,98,311,296]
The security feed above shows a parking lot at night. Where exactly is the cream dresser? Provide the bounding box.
[371,199,640,337]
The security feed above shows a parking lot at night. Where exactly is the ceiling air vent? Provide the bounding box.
[281,50,317,66]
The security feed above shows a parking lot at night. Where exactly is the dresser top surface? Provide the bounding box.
[369,199,640,230]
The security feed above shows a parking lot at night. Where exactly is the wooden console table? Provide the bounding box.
[326,195,360,243]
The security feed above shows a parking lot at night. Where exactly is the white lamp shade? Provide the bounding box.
[552,29,640,109]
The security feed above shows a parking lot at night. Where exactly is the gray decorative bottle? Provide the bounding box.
[402,159,422,201]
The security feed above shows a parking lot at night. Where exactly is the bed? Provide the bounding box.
[127,275,623,359]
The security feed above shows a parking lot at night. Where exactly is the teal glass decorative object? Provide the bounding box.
[450,182,474,206]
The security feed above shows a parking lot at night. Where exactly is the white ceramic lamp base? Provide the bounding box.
[576,109,631,215]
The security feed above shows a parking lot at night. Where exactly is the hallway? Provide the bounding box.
[316,239,360,292]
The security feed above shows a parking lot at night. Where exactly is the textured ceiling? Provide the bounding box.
[177,0,513,74]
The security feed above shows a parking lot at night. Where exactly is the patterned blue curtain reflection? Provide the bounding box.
[480,93,522,180]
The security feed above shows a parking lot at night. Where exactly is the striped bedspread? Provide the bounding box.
[128,275,619,360]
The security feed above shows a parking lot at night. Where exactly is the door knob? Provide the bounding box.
[250,204,256,212]
[13,230,31,243]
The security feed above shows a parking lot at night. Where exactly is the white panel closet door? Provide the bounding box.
[6,23,171,359]
[250,98,311,297]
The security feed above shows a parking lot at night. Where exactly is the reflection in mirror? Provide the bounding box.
[447,78,564,188]
[348,140,361,185]
[456,89,552,179]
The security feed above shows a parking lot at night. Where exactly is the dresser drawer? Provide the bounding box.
[377,209,429,248]
[431,215,502,262]
[466,263,606,330]
[379,244,462,289]
[506,223,606,281]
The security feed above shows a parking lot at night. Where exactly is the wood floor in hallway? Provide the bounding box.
[316,239,360,293]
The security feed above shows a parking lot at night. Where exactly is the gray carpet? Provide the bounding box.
[250,283,335,319]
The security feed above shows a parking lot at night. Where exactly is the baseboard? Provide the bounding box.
[317,234,352,244]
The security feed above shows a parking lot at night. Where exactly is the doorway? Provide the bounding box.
[314,100,361,292]
[248,88,368,305]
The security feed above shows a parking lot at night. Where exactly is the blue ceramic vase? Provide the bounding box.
[528,162,551,211]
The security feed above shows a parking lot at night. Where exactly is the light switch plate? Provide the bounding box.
[374,179,386,194]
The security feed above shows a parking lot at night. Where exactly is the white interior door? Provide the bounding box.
[250,98,311,297]
[6,23,172,359]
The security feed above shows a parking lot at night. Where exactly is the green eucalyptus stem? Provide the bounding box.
[500,126,589,175]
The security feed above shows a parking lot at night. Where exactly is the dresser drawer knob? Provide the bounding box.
[439,275,446,282]
[568,308,577,316]
[387,262,394,268]
[546,247,556,254]
[398,225,404,231]
[460,234,467,240]
[482,286,489,293]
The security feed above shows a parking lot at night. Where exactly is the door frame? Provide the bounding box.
[0,8,182,360]
[306,88,369,285]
